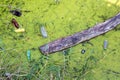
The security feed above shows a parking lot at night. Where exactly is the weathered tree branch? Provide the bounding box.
[39,13,120,55]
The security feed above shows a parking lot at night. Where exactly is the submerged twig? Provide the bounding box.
[40,12,120,55]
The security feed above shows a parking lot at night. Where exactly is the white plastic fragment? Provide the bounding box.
[40,26,48,38]
[103,40,108,50]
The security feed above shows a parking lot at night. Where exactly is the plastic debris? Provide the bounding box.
[27,50,31,61]
[40,26,48,38]
[11,18,25,33]
[103,40,108,50]
[10,10,22,17]
[14,28,25,33]
[81,49,86,54]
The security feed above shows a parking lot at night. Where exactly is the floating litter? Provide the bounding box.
[11,18,20,29]
[103,40,108,50]
[81,49,86,54]
[27,50,31,61]
[14,28,25,33]
[40,26,48,38]
[11,18,25,33]
[10,10,22,17]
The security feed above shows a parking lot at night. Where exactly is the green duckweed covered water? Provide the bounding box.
[0,0,120,80]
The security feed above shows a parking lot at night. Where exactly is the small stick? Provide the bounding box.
[39,12,120,55]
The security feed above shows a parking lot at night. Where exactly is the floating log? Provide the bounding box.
[39,13,120,55]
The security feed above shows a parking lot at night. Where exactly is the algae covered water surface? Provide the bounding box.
[0,0,120,80]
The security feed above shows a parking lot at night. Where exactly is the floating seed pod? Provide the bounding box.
[103,40,108,50]
[27,50,31,61]
[10,10,22,17]
[40,26,48,38]
[11,18,20,29]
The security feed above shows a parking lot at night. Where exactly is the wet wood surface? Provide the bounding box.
[39,13,120,55]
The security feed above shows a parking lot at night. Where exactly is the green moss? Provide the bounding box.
[0,0,120,79]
